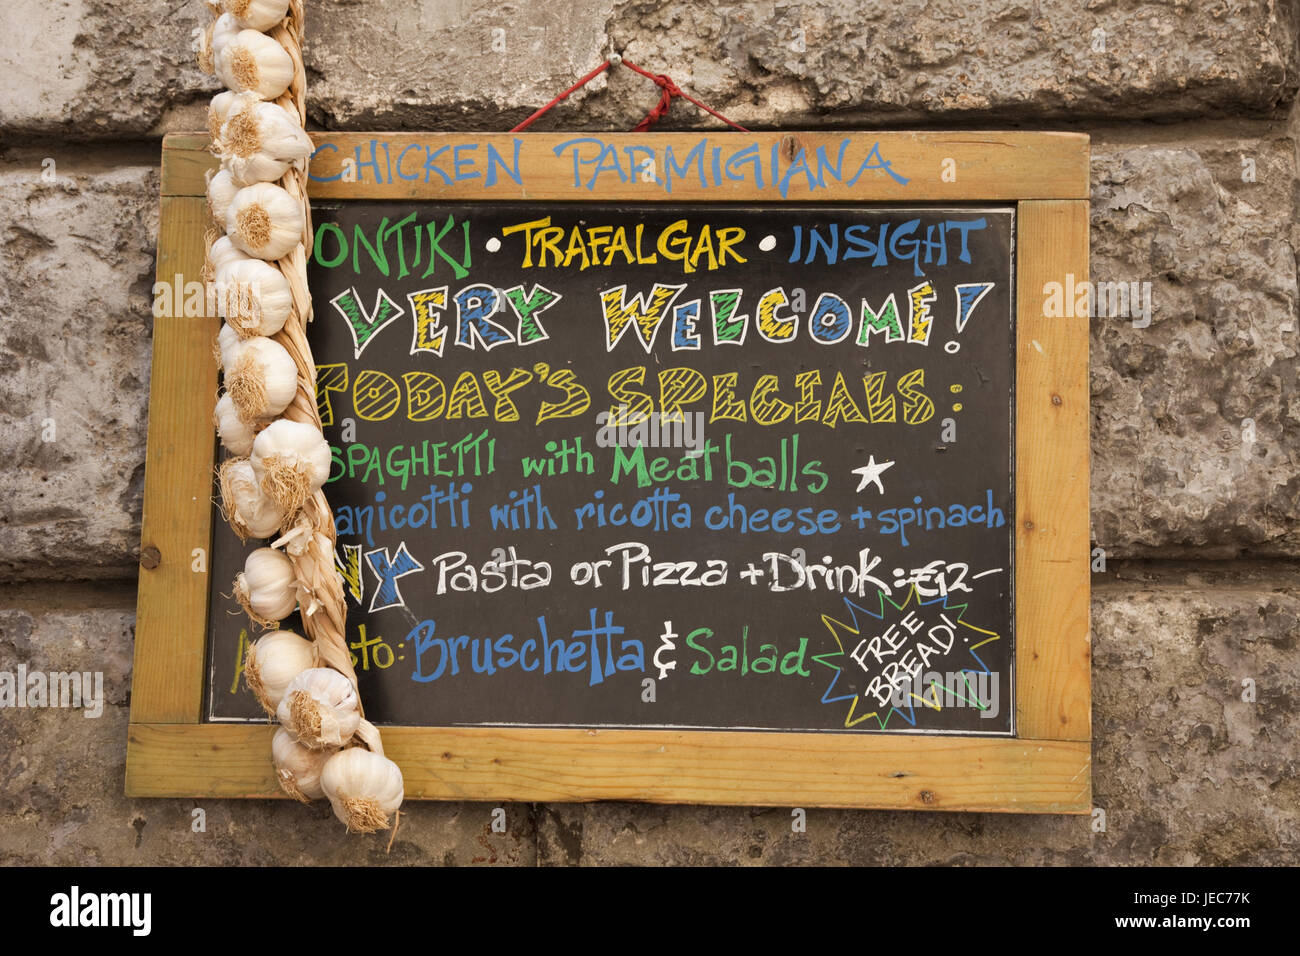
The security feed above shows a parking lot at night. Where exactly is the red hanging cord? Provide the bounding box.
[510,60,613,133]
[620,58,749,132]
[510,56,749,133]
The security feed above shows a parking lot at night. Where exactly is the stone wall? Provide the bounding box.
[1,0,1297,865]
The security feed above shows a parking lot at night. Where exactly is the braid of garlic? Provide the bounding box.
[198,0,401,831]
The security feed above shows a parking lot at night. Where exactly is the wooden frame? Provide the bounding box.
[129,132,1090,812]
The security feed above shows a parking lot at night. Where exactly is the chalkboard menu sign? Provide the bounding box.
[131,132,1091,811]
[208,201,1017,736]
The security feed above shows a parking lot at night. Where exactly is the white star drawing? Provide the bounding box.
[852,456,895,494]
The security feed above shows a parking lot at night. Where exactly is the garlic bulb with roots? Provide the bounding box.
[272,727,335,802]
[320,747,405,833]
[197,14,241,78]
[223,0,291,32]
[250,419,331,515]
[226,182,303,261]
[216,29,294,100]
[244,629,316,715]
[218,457,285,540]
[277,668,361,750]
[219,96,313,186]
[233,546,298,625]
[206,168,240,226]
[225,336,298,421]
[215,258,292,338]
[214,392,258,456]
[207,89,242,143]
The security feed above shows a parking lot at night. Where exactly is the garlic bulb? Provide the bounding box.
[216,29,294,100]
[226,336,298,421]
[207,89,242,143]
[219,98,314,186]
[250,419,332,515]
[214,392,258,456]
[244,629,316,715]
[206,168,240,226]
[272,727,335,803]
[216,322,247,370]
[234,546,298,625]
[218,457,285,540]
[320,748,405,833]
[277,668,361,750]
[215,258,292,337]
[222,0,292,38]
[199,11,241,79]
[226,182,303,261]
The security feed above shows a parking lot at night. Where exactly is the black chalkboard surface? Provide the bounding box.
[207,202,1015,735]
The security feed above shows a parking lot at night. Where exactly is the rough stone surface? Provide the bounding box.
[595,0,1300,130]
[307,1,614,131]
[0,161,158,580]
[1,575,1294,864]
[0,1,217,137]
[1090,136,1300,558]
[1,1,1297,136]
[306,1,1300,130]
